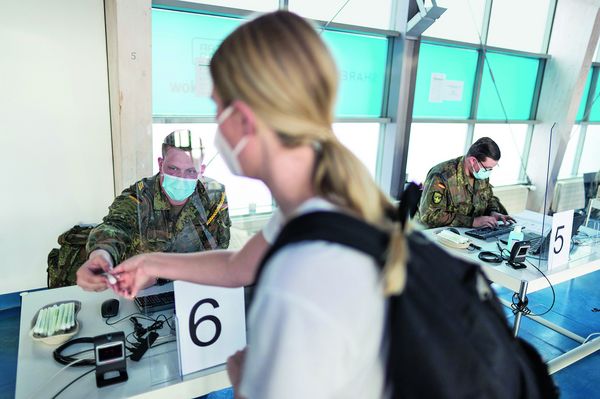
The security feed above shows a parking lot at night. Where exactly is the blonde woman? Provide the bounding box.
[113,10,406,399]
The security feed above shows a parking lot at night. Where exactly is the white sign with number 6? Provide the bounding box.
[547,209,574,271]
[174,281,246,376]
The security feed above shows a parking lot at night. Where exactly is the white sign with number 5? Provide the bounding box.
[547,209,574,271]
[174,281,246,375]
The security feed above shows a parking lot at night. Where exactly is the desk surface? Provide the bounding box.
[15,285,230,399]
[422,211,600,293]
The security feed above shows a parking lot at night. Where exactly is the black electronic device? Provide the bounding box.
[94,332,128,387]
[101,299,120,318]
[464,223,515,240]
[134,291,175,313]
[130,331,159,362]
[507,241,530,269]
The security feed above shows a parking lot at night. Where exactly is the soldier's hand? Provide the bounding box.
[111,254,156,299]
[491,211,516,225]
[76,250,114,292]
[473,216,497,228]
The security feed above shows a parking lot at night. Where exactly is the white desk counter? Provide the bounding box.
[15,285,230,399]
[420,210,600,374]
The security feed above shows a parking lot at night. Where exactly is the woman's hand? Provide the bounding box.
[227,348,247,399]
[111,254,157,299]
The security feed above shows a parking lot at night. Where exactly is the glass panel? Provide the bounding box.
[472,124,528,186]
[578,125,600,175]
[587,72,600,122]
[422,0,486,44]
[413,43,478,119]
[322,31,388,117]
[405,123,468,184]
[289,0,393,29]
[558,126,581,179]
[487,0,552,53]
[174,0,278,11]
[332,123,381,178]
[477,52,539,120]
[153,124,273,216]
[152,123,381,215]
[152,9,242,117]
[576,70,593,122]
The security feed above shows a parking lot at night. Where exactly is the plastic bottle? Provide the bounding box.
[507,225,524,252]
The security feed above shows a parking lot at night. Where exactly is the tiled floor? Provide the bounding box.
[1,270,599,399]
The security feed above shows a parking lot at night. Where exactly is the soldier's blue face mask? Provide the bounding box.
[161,174,196,202]
[472,159,492,180]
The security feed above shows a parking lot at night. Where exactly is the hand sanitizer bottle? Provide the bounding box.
[507,226,524,251]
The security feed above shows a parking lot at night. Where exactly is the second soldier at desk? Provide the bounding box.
[418,137,515,229]
[76,130,231,292]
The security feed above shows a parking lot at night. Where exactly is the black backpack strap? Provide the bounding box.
[253,211,390,293]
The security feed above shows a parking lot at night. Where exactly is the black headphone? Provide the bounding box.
[478,251,503,264]
[53,337,95,366]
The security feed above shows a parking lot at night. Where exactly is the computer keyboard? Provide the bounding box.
[134,291,175,313]
[464,224,515,240]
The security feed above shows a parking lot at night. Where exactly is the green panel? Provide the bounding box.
[412,42,478,119]
[477,52,539,120]
[588,69,600,122]
[152,9,241,116]
[576,70,592,121]
[321,31,388,117]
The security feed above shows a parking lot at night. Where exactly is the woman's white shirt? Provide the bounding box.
[242,198,386,399]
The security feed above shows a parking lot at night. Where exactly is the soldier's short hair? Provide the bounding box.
[467,137,501,162]
[162,130,205,162]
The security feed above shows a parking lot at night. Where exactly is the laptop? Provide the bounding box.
[500,211,586,255]
[134,282,175,314]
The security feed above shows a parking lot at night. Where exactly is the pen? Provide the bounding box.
[469,243,482,250]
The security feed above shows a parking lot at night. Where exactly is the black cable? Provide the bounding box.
[105,312,158,326]
[51,367,96,399]
[523,258,556,317]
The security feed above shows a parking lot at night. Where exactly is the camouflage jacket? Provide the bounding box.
[87,174,231,265]
[417,156,507,228]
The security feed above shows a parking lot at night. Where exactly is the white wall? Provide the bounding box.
[0,0,114,293]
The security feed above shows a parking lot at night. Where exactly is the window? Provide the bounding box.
[558,126,581,179]
[152,9,241,116]
[486,0,553,53]
[423,0,486,44]
[405,123,468,184]
[289,0,394,29]
[322,31,388,117]
[177,0,278,11]
[472,124,528,186]
[477,52,539,120]
[333,123,381,178]
[587,73,600,122]
[578,125,600,175]
[413,43,478,119]
[576,70,593,122]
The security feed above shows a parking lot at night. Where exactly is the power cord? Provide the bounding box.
[509,258,556,318]
[477,241,510,264]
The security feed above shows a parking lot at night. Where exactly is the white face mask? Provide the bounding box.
[214,106,249,176]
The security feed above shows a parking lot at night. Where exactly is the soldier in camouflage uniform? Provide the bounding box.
[77,130,231,292]
[418,137,514,229]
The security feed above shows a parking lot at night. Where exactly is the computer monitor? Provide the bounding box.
[583,172,599,210]
[529,210,586,257]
